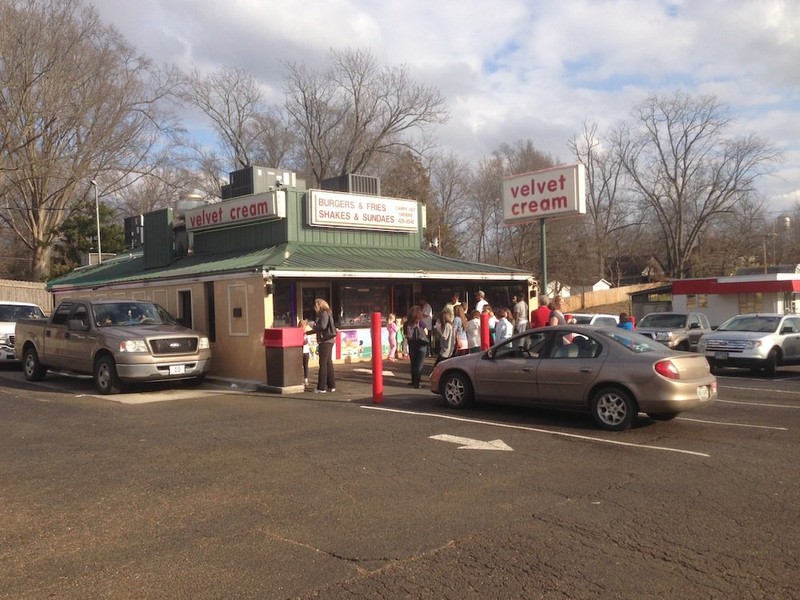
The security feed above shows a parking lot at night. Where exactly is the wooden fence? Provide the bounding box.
[562,283,663,313]
[0,280,52,311]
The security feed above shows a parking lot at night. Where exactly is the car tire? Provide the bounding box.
[441,372,474,409]
[22,346,46,381]
[764,348,780,377]
[648,412,680,421]
[591,386,636,431]
[94,355,123,395]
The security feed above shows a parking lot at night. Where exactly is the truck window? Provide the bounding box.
[51,302,74,326]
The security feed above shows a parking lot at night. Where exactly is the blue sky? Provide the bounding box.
[90,0,800,211]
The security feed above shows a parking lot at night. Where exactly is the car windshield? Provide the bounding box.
[0,304,45,320]
[596,329,662,353]
[717,315,780,333]
[572,315,593,324]
[638,314,686,328]
[93,302,178,327]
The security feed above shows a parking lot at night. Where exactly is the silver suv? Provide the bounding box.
[698,313,800,376]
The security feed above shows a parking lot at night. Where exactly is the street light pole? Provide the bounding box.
[90,180,102,264]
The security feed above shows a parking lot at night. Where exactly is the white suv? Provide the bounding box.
[0,301,46,362]
[698,313,800,376]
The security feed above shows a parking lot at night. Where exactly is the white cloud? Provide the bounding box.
[89,0,800,207]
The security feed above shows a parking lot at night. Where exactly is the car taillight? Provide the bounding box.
[654,359,680,380]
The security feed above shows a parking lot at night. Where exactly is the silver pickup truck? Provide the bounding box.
[15,299,212,394]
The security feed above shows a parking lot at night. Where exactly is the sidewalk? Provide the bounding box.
[208,357,437,402]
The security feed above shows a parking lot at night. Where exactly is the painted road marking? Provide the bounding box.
[430,434,513,451]
[363,406,711,458]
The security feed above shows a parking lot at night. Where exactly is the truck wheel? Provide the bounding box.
[23,347,46,381]
[94,355,123,395]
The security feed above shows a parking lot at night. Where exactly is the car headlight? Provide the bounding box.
[656,332,670,341]
[0,333,8,344]
[198,336,210,350]
[744,340,762,350]
[119,340,148,353]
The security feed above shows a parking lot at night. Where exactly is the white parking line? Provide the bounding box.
[723,385,800,396]
[718,399,800,409]
[362,406,711,458]
[676,417,788,430]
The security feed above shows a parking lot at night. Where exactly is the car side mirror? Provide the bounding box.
[68,319,90,332]
[781,326,794,334]
[689,323,700,329]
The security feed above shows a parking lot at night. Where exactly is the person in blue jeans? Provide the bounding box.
[403,305,430,388]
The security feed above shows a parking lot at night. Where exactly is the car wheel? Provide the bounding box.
[94,355,123,395]
[441,372,474,409]
[763,348,780,377]
[648,412,680,421]
[23,347,46,381]
[591,387,636,431]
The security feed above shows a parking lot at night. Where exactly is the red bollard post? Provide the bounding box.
[480,311,491,350]
[371,312,384,404]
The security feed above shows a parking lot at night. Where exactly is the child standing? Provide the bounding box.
[387,313,398,361]
[299,319,311,386]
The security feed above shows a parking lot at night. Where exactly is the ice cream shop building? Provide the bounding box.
[47,167,535,382]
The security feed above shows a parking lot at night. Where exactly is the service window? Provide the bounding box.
[339,283,390,326]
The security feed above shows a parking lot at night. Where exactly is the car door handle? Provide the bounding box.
[579,368,593,373]
[522,367,533,372]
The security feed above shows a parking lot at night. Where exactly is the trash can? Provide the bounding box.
[263,328,304,387]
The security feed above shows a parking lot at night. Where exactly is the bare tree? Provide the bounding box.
[0,0,180,279]
[283,48,449,186]
[613,91,781,278]
[425,152,473,258]
[569,121,635,280]
[178,66,296,171]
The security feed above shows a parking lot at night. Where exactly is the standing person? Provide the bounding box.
[387,313,398,361]
[310,298,336,393]
[494,308,513,344]
[548,295,567,326]
[444,292,460,317]
[453,304,469,355]
[617,312,634,330]
[482,305,498,344]
[512,294,529,333]
[419,296,434,357]
[434,310,455,366]
[397,315,407,359]
[299,319,311,387]
[532,294,551,328]
[475,290,488,313]
[466,310,482,353]
[404,306,430,388]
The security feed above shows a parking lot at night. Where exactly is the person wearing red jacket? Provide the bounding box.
[531,294,551,328]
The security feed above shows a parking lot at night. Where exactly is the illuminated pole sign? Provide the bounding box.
[502,163,586,225]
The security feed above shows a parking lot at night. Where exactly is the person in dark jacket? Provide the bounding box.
[310,298,337,393]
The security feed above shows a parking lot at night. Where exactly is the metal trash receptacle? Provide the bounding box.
[263,328,304,387]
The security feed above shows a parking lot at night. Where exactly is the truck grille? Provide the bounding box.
[150,337,198,355]
[704,339,747,353]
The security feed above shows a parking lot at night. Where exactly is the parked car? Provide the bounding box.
[569,313,619,326]
[430,325,717,431]
[635,312,712,351]
[698,313,800,376]
[0,301,46,362]
[15,299,211,394]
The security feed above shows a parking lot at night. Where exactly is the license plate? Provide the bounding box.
[697,385,710,401]
[714,351,728,360]
[169,365,186,375]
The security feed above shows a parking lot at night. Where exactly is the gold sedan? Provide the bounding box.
[430,325,717,431]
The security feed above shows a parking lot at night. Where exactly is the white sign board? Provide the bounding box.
[185,190,286,231]
[502,163,586,225]
[308,189,418,232]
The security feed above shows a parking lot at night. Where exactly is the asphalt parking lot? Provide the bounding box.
[1,361,799,599]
